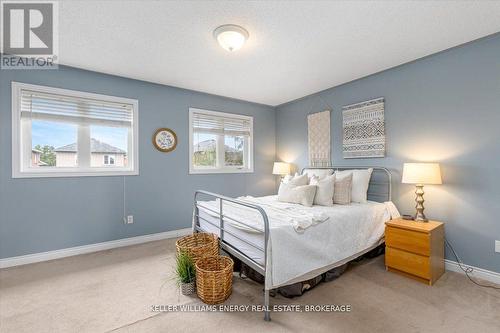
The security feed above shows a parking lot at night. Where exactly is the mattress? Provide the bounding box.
[196,195,394,288]
[198,207,266,265]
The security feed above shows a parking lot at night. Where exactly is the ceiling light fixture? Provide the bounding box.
[213,24,249,52]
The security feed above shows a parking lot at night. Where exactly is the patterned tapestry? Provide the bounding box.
[307,110,331,166]
[342,98,385,159]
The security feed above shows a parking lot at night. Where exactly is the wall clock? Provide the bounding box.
[153,128,178,152]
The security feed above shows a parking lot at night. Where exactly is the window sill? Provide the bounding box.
[12,169,139,178]
[189,168,254,175]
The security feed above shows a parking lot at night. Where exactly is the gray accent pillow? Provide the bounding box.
[333,173,352,205]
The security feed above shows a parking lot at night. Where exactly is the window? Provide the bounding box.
[103,155,115,165]
[189,108,253,174]
[12,82,139,178]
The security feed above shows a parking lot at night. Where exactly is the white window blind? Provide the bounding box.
[189,108,253,174]
[20,89,134,128]
[12,82,139,178]
[192,111,252,137]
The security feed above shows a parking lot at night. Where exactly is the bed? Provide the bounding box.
[193,167,396,321]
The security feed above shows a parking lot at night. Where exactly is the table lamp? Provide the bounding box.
[402,163,442,222]
[272,162,290,181]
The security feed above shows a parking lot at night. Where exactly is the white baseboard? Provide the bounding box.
[0,228,192,269]
[3,234,499,287]
[445,259,500,286]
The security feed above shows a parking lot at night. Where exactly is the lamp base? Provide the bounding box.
[414,185,428,222]
[414,215,429,222]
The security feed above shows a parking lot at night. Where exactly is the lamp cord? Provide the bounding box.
[444,238,500,290]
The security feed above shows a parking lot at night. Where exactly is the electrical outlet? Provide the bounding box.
[495,240,500,253]
[126,215,134,224]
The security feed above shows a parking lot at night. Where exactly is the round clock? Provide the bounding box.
[153,128,178,152]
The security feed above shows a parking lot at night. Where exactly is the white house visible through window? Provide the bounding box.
[12,82,139,178]
[104,155,115,165]
[189,108,253,174]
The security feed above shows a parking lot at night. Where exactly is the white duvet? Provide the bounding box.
[196,195,399,288]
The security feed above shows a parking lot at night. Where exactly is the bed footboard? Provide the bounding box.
[193,190,271,321]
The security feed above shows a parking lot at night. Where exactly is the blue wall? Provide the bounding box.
[2,34,499,274]
[0,66,276,258]
[275,33,500,273]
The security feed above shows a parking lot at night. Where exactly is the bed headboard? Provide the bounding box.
[301,166,392,203]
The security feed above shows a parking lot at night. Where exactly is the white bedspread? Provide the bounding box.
[196,195,398,288]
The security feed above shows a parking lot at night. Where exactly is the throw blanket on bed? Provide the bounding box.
[195,195,400,288]
[197,196,329,233]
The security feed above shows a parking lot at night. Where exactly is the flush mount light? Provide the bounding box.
[213,24,249,52]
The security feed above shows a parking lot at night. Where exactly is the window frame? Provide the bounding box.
[12,82,139,178]
[189,108,254,174]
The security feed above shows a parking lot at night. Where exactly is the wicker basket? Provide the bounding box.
[176,233,219,263]
[195,256,234,304]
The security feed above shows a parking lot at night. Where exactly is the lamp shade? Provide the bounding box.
[272,162,290,175]
[402,163,442,185]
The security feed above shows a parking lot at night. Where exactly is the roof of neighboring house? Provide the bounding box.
[194,139,216,151]
[194,139,238,153]
[32,148,42,154]
[55,138,126,154]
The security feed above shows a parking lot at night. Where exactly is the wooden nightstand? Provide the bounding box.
[385,218,444,285]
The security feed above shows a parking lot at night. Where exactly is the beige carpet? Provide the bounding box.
[1,238,499,333]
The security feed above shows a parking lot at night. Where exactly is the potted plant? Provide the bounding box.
[175,251,196,295]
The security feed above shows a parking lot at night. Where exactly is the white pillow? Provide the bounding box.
[302,168,334,179]
[309,174,335,206]
[278,184,317,207]
[282,173,308,186]
[278,174,304,197]
[335,168,373,203]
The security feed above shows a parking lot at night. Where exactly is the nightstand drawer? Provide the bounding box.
[385,247,430,279]
[386,226,430,256]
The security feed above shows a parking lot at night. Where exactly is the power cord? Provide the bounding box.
[444,238,500,290]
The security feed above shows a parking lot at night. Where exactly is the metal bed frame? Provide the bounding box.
[193,166,392,321]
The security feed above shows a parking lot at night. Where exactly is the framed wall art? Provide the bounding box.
[153,128,178,153]
[342,98,385,159]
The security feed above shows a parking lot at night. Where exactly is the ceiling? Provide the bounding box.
[59,1,500,106]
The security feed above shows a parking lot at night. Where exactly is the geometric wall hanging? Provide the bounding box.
[308,110,331,166]
[342,97,385,159]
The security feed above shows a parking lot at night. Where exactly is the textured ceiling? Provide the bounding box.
[58,1,500,106]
